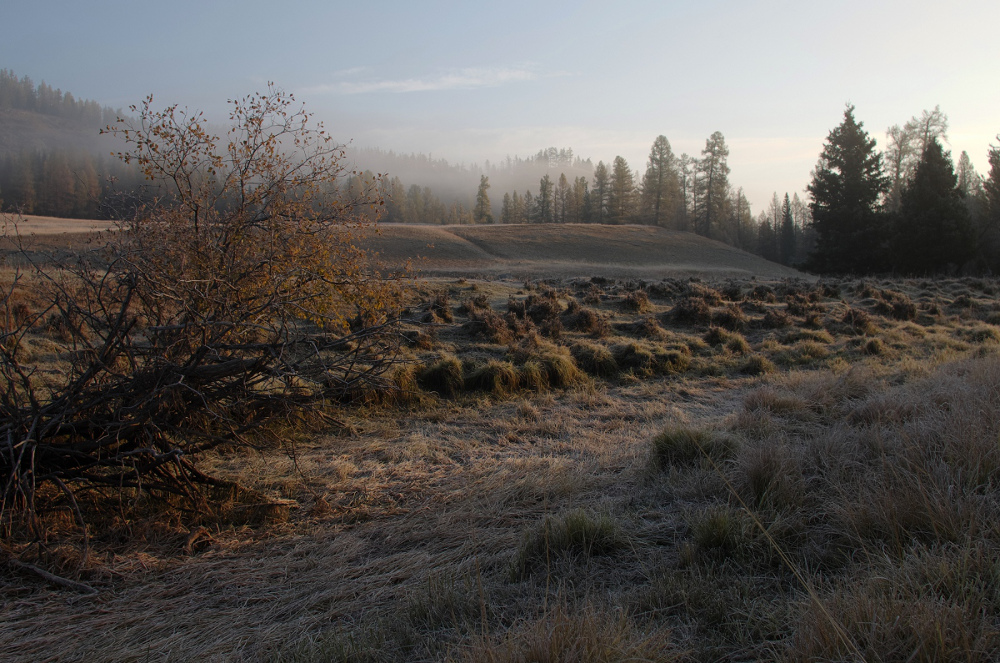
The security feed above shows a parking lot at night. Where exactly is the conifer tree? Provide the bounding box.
[608,156,637,224]
[694,132,730,238]
[780,193,796,265]
[892,138,972,273]
[591,161,610,223]
[640,135,680,227]
[474,174,492,224]
[807,105,889,273]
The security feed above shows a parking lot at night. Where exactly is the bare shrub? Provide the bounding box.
[2,88,406,542]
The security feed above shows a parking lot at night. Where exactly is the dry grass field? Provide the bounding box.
[4,220,1000,661]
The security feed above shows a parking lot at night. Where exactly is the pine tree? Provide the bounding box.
[694,132,730,238]
[807,105,889,273]
[639,135,680,227]
[608,156,637,224]
[474,174,493,224]
[780,193,796,265]
[891,139,972,273]
[591,161,610,223]
[535,174,554,223]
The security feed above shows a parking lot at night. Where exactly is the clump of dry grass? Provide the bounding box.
[841,307,877,335]
[565,307,610,337]
[621,289,653,313]
[466,359,520,397]
[740,354,777,375]
[650,426,737,469]
[670,296,712,326]
[511,509,629,580]
[417,354,465,397]
[713,304,748,331]
[457,603,681,663]
[570,341,618,378]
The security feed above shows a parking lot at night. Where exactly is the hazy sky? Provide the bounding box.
[4,0,999,212]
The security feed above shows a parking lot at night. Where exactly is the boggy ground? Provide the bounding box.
[4,273,1000,661]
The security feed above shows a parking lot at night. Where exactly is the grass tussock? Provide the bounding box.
[650,426,737,469]
[511,509,629,580]
[457,603,681,663]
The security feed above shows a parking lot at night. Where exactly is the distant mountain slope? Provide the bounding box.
[0,108,113,156]
[364,223,808,280]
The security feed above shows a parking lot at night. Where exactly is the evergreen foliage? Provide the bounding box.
[891,139,973,273]
[807,105,889,273]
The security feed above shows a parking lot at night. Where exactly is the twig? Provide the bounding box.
[8,558,98,596]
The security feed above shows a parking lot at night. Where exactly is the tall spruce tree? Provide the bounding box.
[780,193,796,265]
[807,105,889,273]
[474,174,493,224]
[694,132,730,238]
[640,135,680,227]
[892,138,972,273]
[608,156,637,224]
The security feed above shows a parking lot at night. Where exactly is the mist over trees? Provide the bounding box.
[4,67,1000,275]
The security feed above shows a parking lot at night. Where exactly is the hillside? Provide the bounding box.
[7,216,807,279]
[365,223,807,280]
[0,108,112,156]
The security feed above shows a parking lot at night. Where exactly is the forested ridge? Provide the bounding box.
[1,69,998,274]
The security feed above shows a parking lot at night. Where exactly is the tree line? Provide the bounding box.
[808,105,1000,274]
[476,132,813,268]
[0,69,123,129]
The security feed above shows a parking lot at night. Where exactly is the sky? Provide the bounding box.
[3,0,999,213]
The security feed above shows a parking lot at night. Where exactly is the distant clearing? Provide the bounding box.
[7,217,805,279]
[3,215,111,235]
[366,223,807,279]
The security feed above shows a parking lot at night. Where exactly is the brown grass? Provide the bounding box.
[7,236,1000,662]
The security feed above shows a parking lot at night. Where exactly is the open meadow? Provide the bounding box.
[3,220,1000,661]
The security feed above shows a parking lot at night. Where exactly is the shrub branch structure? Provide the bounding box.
[0,87,405,542]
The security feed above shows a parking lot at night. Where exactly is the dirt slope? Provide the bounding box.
[365,223,807,280]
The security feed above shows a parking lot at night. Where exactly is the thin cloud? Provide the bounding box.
[304,66,538,95]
